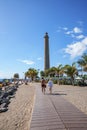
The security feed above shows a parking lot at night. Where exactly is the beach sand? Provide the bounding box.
[54,84,87,115]
[0,83,87,130]
[0,83,35,130]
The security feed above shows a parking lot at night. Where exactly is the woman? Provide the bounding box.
[41,77,46,94]
[48,78,53,94]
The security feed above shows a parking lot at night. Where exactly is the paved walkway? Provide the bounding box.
[30,84,87,130]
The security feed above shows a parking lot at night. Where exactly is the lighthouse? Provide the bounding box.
[44,32,50,71]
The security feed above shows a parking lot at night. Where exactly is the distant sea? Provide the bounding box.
[0,79,13,82]
[0,79,4,82]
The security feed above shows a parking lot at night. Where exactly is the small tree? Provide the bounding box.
[25,68,38,81]
[13,73,19,79]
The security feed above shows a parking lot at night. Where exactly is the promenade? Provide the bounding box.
[30,83,87,130]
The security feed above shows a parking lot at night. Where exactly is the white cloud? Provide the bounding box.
[37,57,42,60]
[63,37,87,59]
[83,37,87,45]
[57,27,68,32]
[18,59,35,65]
[65,32,75,38]
[71,34,76,38]
[65,31,73,35]
[22,60,35,65]
[65,27,83,37]
[76,35,85,39]
[63,27,68,31]
[73,27,82,33]
[57,26,83,36]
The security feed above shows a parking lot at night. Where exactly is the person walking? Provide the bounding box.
[48,78,53,94]
[41,77,46,94]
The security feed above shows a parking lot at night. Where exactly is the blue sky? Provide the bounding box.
[0,0,87,78]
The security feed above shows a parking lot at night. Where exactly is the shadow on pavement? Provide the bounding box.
[46,93,67,96]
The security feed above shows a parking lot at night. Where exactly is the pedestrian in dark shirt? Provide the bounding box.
[41,77,46,94]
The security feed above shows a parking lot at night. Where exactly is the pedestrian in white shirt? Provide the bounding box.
[48,78,53,94]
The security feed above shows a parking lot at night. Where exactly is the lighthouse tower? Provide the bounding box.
[44,32,50,71]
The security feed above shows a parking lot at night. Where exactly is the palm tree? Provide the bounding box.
[56,64,64,77]
[25,71,29,79]
[83,65,87,72]
[64,63,78,85]
[77,59,84,76]
[25,68,38,81]
[48,67,57,77]
[77,53,87,74]
[81,53,87,72]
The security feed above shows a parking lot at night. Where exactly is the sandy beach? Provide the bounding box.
[0,83,35,130]
[0,83,87,130]
[53,84,87,115]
